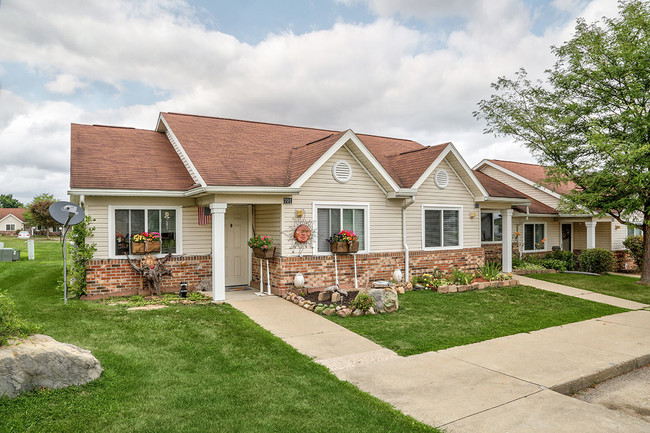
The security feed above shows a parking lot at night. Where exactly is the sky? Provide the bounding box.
[0,0,620,205]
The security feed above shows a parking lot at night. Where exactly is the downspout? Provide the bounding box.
[402,197,416,283]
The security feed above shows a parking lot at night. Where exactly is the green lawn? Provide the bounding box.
[328,287,626,356]
[528,272,650,304]
[0,237,437,433]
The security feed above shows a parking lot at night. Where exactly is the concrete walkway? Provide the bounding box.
[515,275,649,310]
[230,292,650,432]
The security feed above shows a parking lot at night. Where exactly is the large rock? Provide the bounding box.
[0,334,102,398]
[367,288,399,313]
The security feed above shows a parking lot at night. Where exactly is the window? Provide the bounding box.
[112,208,179,256]
[524,223,545,251]
[628,225,643,237]
[315,204,367,253]
[423,206,462,249]
[5,224,15,231]
[481,212,502,242]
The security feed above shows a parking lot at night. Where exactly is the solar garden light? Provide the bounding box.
[179,282,188,298]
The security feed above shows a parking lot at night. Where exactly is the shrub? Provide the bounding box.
[539,258,567,272]
[350,293,375,312]
[0,294,37,346]
[451,268,474,285]
[623,235,644,271]
[578,248,615,274]
[545,250,575,270]
[68,216,97,298]
[513,259,545,270]
[479,261,502,281]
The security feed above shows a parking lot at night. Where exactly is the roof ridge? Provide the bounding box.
[490,159,543,168]
[165,112,339,134]
[90,124,137,130]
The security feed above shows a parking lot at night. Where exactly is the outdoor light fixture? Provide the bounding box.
[179,282,188,298]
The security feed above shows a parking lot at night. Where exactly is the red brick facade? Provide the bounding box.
[84,255,211,299]
[252,247,485,296]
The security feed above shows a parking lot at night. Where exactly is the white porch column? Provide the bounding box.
[210,203,227,302]
[585,221,597,250]
[502,209,513,273]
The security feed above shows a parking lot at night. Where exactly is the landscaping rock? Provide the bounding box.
[352,309,364,317]
[457,285,469,292]
[318,292,331,302]
[0,334,102,398]
[405,281,413,291]
[448,285,458,293]
[413,284,426,291]
[331,292,341,303]
[470,283,480,291]
[322,308,336,316]
[438,285,449,294]
[367,288,399,313]
[366,307,376,315]
[324,285,338,293]
[197,277,211,292]
[337,308,351,318]
[477,282,489,290]
[395,284,405,294]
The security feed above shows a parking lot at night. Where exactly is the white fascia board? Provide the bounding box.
[479,160,562,200]
[411,145,451,190]
[512,212,559,218]
[387,189,417,198]
[158,114,207,188]
[483,197,531,204]
[290,130,400,193]
[447,145,490,197]
[68,188,187,197]
[194,186,302,195]
[472,159,492,171]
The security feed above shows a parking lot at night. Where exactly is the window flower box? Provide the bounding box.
[131,242,145,254]
[348,241,359,253]
[253,246,275,259]
[146,240,161,253]
[330,242,348,253]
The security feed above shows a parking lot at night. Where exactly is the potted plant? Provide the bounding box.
[131,232,146,254]
[145,232,161,253]
[327,230,359,253]
[248,235,275,259]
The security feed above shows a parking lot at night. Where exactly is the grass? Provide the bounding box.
[528,272,650,304]
[0,236,438,433]
[328,286,627,356]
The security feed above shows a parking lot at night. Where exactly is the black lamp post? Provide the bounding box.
[179,282,188,298]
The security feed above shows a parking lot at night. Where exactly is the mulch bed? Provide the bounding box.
[301,290,360,308]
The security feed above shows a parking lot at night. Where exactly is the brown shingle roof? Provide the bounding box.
[513,198,558,215]
[0,208,26,222]
[473,170,527,199]
[70,124,196,191]
[161,113,443,188]
[488,160,577,194]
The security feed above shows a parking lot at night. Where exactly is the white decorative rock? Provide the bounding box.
[392,269,403,283]
[293,272,305,289]
[0,334,102,398]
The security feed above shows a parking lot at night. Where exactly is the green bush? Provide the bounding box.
[545,250,575,270]
[479,261,502,281]
[0,294,37,346]
[451,268,474,285]
[539,258,567,272]
[623,235,644,270]
[350,293,375,312]
[578,248,615,274]
[68,216,97,298]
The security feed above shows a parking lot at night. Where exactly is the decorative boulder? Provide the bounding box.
[0,334,102,398]
[367,288,399,313]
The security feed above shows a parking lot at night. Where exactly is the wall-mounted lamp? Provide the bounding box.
[296,209,304,218]
[470,212,477,218]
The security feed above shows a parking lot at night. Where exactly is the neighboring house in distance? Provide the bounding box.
[473,159,632,269]
[69,113,530,300]
[0,208,27,235]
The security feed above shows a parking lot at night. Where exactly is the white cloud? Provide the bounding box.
[0,0,623,201]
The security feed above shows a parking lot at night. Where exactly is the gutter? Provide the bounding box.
[402,196,416,283]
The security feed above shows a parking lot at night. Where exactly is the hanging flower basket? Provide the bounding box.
[347,241,359,253]
[146,240,161,253]
[253,247,275,259]
[131,242,146,254]
[330,242,348,253]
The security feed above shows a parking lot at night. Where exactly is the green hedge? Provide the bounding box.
[578,248,615,274]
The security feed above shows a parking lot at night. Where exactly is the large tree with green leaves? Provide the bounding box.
[0,194,23,208]
[475,0,650,284]
[24,193,59,239]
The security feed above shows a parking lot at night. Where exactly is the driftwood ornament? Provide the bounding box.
[126,253,172,296]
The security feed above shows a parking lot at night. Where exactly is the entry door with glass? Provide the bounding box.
[561,223,572,251]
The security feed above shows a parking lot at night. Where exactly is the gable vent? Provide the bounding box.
[332,160,352,183]
[434,169,449,189]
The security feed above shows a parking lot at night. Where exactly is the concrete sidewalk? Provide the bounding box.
[515,275,649,309]
[230,294,650,432]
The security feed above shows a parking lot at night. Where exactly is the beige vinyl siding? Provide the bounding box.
[612,221,628,250]
[1,215,24,231]
[480,165,559,209]
[407,159,479,250]
[513,217,559,252]
[84,196,198,259]
[254,204,282,254]
[596,221,611,250]
[283,147,402,255]
[573,222,586,250]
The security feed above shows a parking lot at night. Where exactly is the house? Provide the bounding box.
[473,159,632,268]
[0,208,27,235]
[69,113,533,300]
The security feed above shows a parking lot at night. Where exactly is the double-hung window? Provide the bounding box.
[315,204,367,253]
[5,224,15,231]
[423,205,462,249]
[112,207,180,256]
[523,223,545,251]
[481,212,502,242]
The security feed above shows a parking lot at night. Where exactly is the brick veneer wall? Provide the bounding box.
[84,255,211,299]
[251,247,485,296]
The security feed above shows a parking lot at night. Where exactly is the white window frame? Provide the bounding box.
[108,205,183,258]
[523,222,547,252]
[480,211,503,244]
[421,204,464,251]
[312,202,370,255]
[5,223,15,231]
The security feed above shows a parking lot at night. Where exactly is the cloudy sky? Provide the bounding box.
[0,0,619,204]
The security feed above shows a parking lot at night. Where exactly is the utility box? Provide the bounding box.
[0,248,13,262]
[12,250,20,261]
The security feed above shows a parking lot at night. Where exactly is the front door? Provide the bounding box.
[561,223,572,251]
[225,206,249,286]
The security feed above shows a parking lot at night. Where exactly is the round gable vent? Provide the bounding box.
[434,169,449,189]
[332,160,352,183]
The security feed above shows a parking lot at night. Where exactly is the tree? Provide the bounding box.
[24,193,59,239]
[0,194,23,208]
[474,0,650,285]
